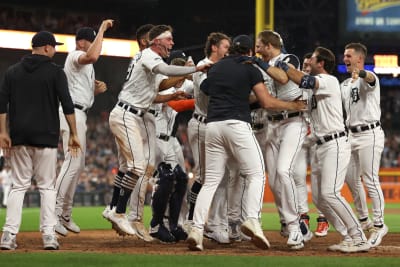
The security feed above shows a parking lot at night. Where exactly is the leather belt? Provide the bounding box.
[148,109,159,117]
[157,133,170,142]
[117,102,145,117]
[267,111,302,122]
[193,113,207,123]
[74,104,88,113]
[316,131,347,145]
[252,123,265,131]
[350,121,381,133]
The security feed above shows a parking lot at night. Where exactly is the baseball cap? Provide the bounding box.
[76,27,97,42]
[31,31,63,48]
[232,35,253,50]
[166,50,187,64]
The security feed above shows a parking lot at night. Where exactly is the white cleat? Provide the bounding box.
[204,229,230,244]
[187,227,204,251]
[61,216,80,233]
[339,239,370,253]
[240,218,270,250]
[287,230,304,250]
[327,239,352,252]
[109,210,137,236]
[43,234,59,250]
[131,221,153,242]
[368,224,388,248]
[0,231,17,250]
[55,219,68,237]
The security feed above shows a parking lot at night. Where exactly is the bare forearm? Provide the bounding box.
[267,67,289,84]
[0,114,7,134]
[159,77,185,91]
[64,114,79,136]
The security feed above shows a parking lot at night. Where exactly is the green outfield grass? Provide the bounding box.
[0,203,399,267]
[0,253,399,267]
[1,203,399,232]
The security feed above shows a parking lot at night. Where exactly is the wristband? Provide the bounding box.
[358,70,367,78]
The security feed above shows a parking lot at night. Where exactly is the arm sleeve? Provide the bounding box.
[153,61,197,76]
[167,99,195,112]
[56,68,75,114]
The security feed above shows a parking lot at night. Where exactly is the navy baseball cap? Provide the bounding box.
[76,27,97,42]
[31,31,63,48]
[232,35,253,50]
[166,50,187,64]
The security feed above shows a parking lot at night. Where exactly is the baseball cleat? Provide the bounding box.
[130,221,153,242]
[287,230,304,250]
[43,234,59,250]
[0,231,17,250]
[327,239,352,252]
[61,216,80,233]
[203,229,230,244]
[315,217,329,237]
[241,218,270,250]
[149,224,176,243]
[339,240,370,253]
[187,227,204,251]
[109,210,137,236]
[368,224,388,248]
[55,219,68,237]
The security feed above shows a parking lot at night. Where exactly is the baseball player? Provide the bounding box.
[341,42,387,247]
[187,35,306,251]
[277,46,370,253]
[294,53,331,237]
[125,24,155,242]
[186,32,232,244]
[227,63,274,242]
[254,30,312,249]
[0,31,81,250]
[55,20,113,237]
[147,54,194,243]
[102,25,210,237]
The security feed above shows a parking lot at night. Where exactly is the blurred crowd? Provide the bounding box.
[0,5,130,38]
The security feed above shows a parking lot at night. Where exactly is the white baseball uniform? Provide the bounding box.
[341,72,385,226]
[56,50,95,221]
[264,53,307,234]
[1,167,12,207]
[310,73,366,242]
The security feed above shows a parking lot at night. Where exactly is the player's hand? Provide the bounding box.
[0,133,11,150]
[292,100,308,111]
[351,67,360,83]
[99,19,114,33]
[68,134,82,158]
[196,63,213,73]
[95,80,107,94]
[171,91,189,100]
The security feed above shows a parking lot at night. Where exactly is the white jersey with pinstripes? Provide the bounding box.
[192,58,212,117]
[310,74,346,137]
[118,48,164,109]
[340,73,381,127]
[63,50,95,109]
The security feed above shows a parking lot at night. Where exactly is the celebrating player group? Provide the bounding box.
[0,19,387,253]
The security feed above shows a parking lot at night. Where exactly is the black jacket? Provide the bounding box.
[0,54,74,148]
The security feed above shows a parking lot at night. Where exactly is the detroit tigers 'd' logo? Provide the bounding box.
[351,87,360,103]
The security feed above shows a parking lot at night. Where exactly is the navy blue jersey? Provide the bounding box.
[200,55,264,123]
